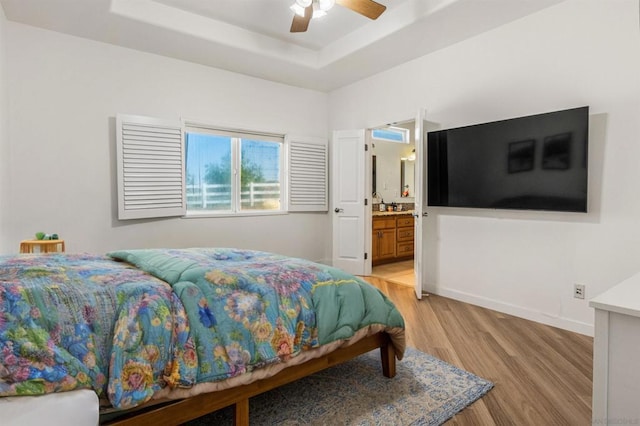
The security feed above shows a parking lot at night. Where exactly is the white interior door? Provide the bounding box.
[413,110,428,299]
[332,129,366,275]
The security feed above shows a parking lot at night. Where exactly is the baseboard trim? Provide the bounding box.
[433,286,594,337]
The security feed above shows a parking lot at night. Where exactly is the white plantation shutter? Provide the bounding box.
[287,135,328,212]
[116,114,186,220]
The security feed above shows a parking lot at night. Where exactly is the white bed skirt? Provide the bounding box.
[0,389,99,426]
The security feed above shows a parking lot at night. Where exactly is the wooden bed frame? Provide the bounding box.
[102,332,396,426]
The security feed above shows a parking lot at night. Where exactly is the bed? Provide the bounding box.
[0,248,405,425]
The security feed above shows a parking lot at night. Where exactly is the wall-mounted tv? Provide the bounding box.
[427,106,589,213]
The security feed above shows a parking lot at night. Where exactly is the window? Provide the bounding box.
[371,126,409,143]
[116,114,328,220]
[185,126,284,215]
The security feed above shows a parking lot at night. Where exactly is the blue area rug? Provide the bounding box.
[188,347,493,425]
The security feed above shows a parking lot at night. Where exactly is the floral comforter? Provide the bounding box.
[0,253,194,409]
[0,248,405,411]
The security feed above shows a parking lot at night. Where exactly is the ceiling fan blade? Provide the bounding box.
[336,0,386,20]
[290,5,313,32]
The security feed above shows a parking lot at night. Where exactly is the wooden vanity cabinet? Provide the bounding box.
[372,217,396,263]
[396,216,414,258]
[372,214,414,265]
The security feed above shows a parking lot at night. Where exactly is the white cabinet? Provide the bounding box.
[590,273,640,425]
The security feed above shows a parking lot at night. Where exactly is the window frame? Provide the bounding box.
[183,123,286,218]
[371,126,410,144]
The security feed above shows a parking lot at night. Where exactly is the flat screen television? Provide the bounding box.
[427,106,589,212]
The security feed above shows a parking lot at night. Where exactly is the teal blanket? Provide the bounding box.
[108,248,405,384]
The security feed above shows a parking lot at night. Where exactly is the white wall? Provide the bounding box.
[2,23,331,262]
[329,0,640,335]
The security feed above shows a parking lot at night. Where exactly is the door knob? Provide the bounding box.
[334,208,344,213]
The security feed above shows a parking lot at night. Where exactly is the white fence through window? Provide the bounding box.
[186,182,280,210]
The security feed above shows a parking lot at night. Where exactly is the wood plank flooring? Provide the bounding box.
[371,260,415,287]
[362,276,593,425]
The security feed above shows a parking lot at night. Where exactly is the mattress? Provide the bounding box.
[0,389,99,426]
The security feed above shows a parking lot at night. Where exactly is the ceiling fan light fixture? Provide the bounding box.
[290,0,387,33]
[290,3,306,17]
[318,0,335,11]
[312,3,327,19]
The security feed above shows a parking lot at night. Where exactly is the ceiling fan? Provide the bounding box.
[290,0,387,33]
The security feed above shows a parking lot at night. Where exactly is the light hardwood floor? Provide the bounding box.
[363,276,593,425]
[371,260,415,287]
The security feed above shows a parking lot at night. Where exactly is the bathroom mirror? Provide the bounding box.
[400,159,415,198]
[371,142,415,202]
[372,155,377,195]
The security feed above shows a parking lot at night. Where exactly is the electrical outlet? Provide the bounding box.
[574,284,585,299]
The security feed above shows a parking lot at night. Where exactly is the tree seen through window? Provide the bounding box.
[185,132,281,212]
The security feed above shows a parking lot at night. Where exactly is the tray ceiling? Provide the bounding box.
[0,0,565,91]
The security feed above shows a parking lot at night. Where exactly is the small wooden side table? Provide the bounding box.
[19,239,66,254]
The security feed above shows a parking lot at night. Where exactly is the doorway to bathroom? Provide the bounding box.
[369,120,416,288]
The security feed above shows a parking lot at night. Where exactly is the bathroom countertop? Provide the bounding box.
[372,210,414,216]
